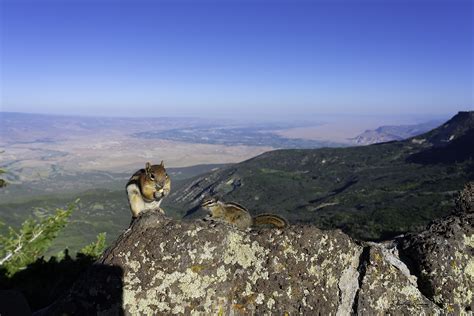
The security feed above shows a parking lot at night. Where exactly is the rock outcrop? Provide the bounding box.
[43,184,473,315]
[399,212,473,314]
[456,182,473,214]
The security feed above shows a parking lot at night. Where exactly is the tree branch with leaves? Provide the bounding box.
[0,201,77,276]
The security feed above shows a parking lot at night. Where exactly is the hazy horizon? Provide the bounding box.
[1,0,472,120]
[0,109,455,125]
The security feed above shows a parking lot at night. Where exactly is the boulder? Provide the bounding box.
[399,212,473,314]
[43,183,473,315]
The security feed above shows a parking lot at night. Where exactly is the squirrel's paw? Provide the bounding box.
[204,217,221,228]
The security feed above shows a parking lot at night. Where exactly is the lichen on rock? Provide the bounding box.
[399,212,474,314]
[43,183,473,315]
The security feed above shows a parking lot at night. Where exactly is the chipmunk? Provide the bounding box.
[200,197,288,229]
[126,161,171,218]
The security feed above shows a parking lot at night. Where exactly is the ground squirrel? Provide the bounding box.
[200,197,288,229]
[126,161,171,218]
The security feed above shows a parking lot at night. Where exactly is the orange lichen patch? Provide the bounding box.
[232,303,246,311]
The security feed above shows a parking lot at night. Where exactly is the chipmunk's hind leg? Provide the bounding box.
[231,213,253,229]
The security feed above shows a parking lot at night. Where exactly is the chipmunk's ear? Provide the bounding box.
[160,160,164,167]
[145,162,152,175]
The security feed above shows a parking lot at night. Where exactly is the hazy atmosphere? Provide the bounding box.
[1,0,472,118]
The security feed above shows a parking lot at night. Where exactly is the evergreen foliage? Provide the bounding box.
[0,169,109,310]
[0,201,77,276]
[79,232,107,258]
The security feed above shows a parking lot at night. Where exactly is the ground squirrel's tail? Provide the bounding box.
[253,214,288,228]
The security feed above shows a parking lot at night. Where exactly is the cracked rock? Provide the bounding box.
[399,212,474,314]
[42,184,473,315]
[356,245,441,315]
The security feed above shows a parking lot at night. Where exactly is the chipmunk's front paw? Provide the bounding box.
[203,217,220,227]
[157,207,165,214]
[202,215,212,222]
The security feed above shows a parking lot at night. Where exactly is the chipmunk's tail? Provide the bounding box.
[253,213,288,228]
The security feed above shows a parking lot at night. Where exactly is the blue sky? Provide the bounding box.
[1,0,472,119]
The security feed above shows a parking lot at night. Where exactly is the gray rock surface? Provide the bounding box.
[399,212,473,313]
[356,244,440,315]
[44,184,473,315]
[398,182,474,314]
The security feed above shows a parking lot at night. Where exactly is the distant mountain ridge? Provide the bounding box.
[407,111,474,164]
[350,120,443,145]
[163,111,474,240]
[408,110,474,146]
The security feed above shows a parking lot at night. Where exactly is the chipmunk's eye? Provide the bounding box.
[150,174,155,180]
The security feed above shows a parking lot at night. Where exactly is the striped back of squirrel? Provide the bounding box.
[223,201,249,212]
[201,197,287,229]
[201,197,249,219]
[253,214,288,228]
[201,198,249,212]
